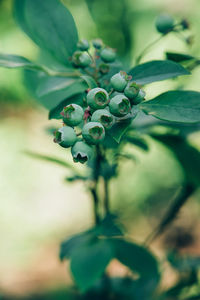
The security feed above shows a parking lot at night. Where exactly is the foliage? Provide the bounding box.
[1,1,200,299]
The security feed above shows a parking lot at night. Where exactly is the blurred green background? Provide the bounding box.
[0,0,200,298]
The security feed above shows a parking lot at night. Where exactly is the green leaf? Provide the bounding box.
[94,214,123,237]
[49,94,84,120]
[139,91,200,123]
[85,0,132,59]
[108,119,132,143]
[37,77,78,97]
[14,0,78,64]
[25,151,76,171]
[129,60,190,84]
[112,239,159,280]
[124,134,149,151]
[81,75,98,89]
[70,239,114,292]
[60,230,94,261]
[166,52,195,63]
[150,133,200,187]
[24,70,86,110]
[112,239,160,282]
[0,53,42,71]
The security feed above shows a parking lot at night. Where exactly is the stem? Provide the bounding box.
[90,186,100,225]
[104,179,110,216]
[135,35,164,65]
[90,146,102,225]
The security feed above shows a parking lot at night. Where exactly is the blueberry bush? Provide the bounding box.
[1,1,200,299]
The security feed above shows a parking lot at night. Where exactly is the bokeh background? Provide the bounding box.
[0,0,200,298]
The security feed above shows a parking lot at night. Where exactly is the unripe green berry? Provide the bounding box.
[71,141,93,164]
[54,126,77,148]
[87,88,109,110]
[92,39,103,49]
[124,82,140,100]
[77,39,90,51]
[132,89,146,105]
[155,14,175,34]
[82,122,105,145]
[62,104,84,126]
[100,47,116,63]
[72,51,92,68]
[91,109,115,130]
[111,72,128,92]
[109,94,131,117]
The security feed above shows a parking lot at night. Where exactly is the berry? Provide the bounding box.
[72,51,92,68]
[77,39,90,51]
[71,141,93,164]
[87,88,109,110]
[54,126,77,148]
[111,72,128,92]
[100,47,116,63]
[91,109,115,130]
[132,89,146,105]
[82,122,105,144]
[124,82,140,100]
[92,39,103,49]
[62,104,84,126]
[109,94,131,117]
[155,14,175,34]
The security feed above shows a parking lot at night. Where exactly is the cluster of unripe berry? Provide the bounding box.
[54,40,146,164]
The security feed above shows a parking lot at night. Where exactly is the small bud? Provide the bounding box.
[77,39,90,51]
[62,104,84,126]
[124,82,140,100]
[54,126,77,148]
[132,89,146,105]
[111,71,128,92]
[91,109,115,130]
[71,141,93,164]
[82,122,105,144]
[87,88,109,110]
[100,47,116,63]
[99,63,110,74]
[109,94,131,117]
[92,39,103,49]
[155,14,175,34]
[72,51,92,68]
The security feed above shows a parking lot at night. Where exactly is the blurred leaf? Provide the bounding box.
[168,252,200,272]
[129,60,190,84]
[85,0,132,59]
[0,54,42,71]
[94,214,123,237]
[81,75,98,89]
[37,76,79,97]
[70,239,114,292]
[14,0,78,64]
[145,184,195,244]
[99,160,118,180]
[124,134,149,151]
[65,175,89,182]
[151,134,200,186]
[112,239,160,283]
[60,230,94,261]
[49,93,84,120]
[108,119,132,143]
[25,151,76,171]
[139,91,200,123]
[166,52,195,63]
